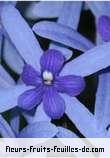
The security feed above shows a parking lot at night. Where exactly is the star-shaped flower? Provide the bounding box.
[18,49,85,119]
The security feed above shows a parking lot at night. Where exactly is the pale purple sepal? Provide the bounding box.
[0,65,15,88]
[63,94,106,137]
[56,127,78,138]
[25,1,63,19]
[87,2,110,18]
[3,38,24,74]
[23,104,51,124]
[58,2,82,29]
[61,42,110,77]
[18,122,58,138]
[33,21,94,52]
[95,73,110,132]
[1,4,43,70]
[0,85,31,113]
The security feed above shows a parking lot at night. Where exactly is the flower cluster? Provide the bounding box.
[0,1,110,139]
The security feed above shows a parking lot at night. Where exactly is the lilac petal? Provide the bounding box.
[63,94,106,137]
[0,65,15,88]
[0,115,15,138]
[25,1,63,19]
[95,73,110,131]
[18,86,43,110]
[87,2,110,18]
[58,2,82,29]
[0,85,30,113]
[23,104,51,124]
[95,74,106,127]
[56,127,78,138]
[33,104,51,122]
[61,42,110,77]
[43,86,65,119]
[55,75,85,96]
[98,16,110,42]
[1,5,43,70]
[33,21,94,52]
[40,49,65,74]
[3,39,24,74]
[22,64,41,86]
[18,122,58,138]
[10,109,20,135]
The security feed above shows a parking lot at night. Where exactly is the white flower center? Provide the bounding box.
[43,70,53,85]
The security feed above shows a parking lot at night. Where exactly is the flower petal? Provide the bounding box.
[0,85,30,113]
[63,94,105,137]
[0,115,15,138]
[18,86,43,110]
[98,16,110,41]
[22,64,41,86]
[95,74,106,128]
[3,38,24,74]
[58,2,82,29]
[50,43,73,60]
[0,65,15,88]
[33,104,51,122]
[25,1,63,19]
[40,49,65,74]
[56,127,78,138]
[87,2,110,18]
[61,42,110,77]
[95,73,110,131]
[18,121,58,138]
[43,86,65,119]
[55,75,85,96]
[33,21,94,52]
[1,4,43,70]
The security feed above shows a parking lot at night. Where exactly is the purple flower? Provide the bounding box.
[98,15,110,41]
[18,49,85,119]
[2,4,110,138]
